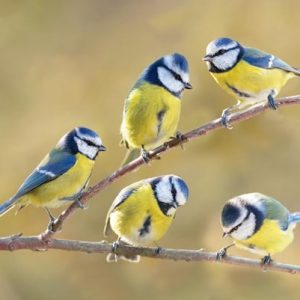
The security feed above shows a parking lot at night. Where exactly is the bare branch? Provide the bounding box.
[40,95,300,240]
[1,235,299,275]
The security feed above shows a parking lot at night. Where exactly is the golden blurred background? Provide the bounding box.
[0,0,300,299]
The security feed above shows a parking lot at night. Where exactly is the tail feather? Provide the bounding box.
[289,213,300,224]
[0,196,18,216]
[121,149,141,166]
[292,67,300,76]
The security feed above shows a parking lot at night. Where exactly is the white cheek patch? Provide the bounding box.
[74,136,98,159]
[157,67,184,94]
[155,176,173,204]
[231,212,256,240]
[166,206,176,216]
[212,48,240,70]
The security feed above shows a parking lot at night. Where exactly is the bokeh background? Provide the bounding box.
[0,0,300,299]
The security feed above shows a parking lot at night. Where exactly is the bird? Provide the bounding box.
[120,53,192,165]
[103,174,189,262]
[0,127,106,227]
[203,37,300,128]
[220,192,300,264]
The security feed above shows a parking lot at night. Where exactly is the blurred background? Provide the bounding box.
[0,0,300,299]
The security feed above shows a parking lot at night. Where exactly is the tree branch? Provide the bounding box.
[1,235,300,275]
[40,95,300,240]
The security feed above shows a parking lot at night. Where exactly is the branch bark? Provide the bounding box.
[40,95,300,240]
[6,95,300,275]
[1,235,300,275]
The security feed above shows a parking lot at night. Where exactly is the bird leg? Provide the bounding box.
[216,243,235,261]
[221,106,235,129]
[267,90,278,110]
[62,191,87,209]
[140,146,151,163]
[44,207,57,232]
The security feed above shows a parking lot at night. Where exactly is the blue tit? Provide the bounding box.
[221,192,300,264]
[0,127,106,223]
[104,174,189,262]
[203,37,300,127]
[120,53,192,165]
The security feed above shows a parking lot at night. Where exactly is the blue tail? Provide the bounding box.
[293,68,300,76]
[289,213,300,224]
[0,196,18,216]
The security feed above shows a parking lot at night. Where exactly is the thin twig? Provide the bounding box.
[0,235,299,275]
[40,95,300,240]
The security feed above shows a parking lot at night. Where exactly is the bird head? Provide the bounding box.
[203,37,243,73]
[142,53,192,97]
[221,193,265,241]
[57,127,106,160]
[151,175,189,216]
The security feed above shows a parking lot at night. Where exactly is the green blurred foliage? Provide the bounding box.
[0,0,300,299]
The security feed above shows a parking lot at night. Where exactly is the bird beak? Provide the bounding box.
[203,55,212,62]
[184,82,193,89]
[222,232,228,238]
[99,145,107,152]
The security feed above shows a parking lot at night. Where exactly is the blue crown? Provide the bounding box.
[175,177,189,200]
[221,203,240,226]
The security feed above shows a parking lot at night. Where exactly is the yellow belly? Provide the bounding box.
[109,184,173,246]
[19,154,94,208]
[210,60,294,102]
[121,82,181,150]
[234,219,295,256]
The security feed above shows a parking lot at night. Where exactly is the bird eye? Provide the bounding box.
[84,140,95,147]
[229,223,241,234]
[217,49,226,55]
[174,73,182,81]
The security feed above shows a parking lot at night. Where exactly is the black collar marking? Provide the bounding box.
[225,82,251,98]
[138,215,152,237]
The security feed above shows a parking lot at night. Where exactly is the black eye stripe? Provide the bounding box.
[163,66,183,82]
[83,139,96,147]
[212,45,240,58]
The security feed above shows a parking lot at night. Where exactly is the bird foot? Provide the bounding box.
[75,199,87,210]
[216,247,227,261]
[262,255,272,266]
[221,109,233,129]
[268,93,278,110]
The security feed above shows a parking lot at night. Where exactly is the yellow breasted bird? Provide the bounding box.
[120,53,192,165]
[220,193,300,264]
[0,127,106,225]
[104,175,189,262]
[203,37,300,128]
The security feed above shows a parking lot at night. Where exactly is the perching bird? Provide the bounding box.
[103,175,189,262]
[120,53,192,165]
[220,192,300,264]
[203,37,300,128]
[0,127,106,225]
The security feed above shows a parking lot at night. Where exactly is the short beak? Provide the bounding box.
[203,55,212,62]
[99,145,107,152]
[184,82,193,89]
[222,232,228,238]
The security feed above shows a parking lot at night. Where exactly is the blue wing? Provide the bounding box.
[14,149,76,199]
[243,47,300,75]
